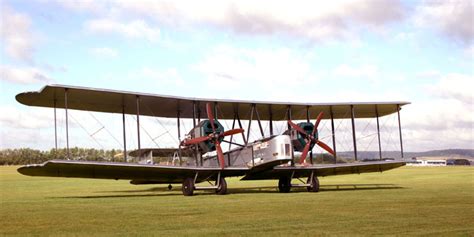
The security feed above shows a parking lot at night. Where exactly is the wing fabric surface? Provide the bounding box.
[16,84,409,120]
[18,160,405,183]
[241,161,405,180]
[18,160,249,184]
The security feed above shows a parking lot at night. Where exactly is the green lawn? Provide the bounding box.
[1,166,473,236]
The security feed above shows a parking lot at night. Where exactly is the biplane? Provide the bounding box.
[16,85,408,196]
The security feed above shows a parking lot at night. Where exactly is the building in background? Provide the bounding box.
[407,156,471,166]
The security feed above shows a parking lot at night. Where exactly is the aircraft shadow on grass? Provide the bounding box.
[51,184,404,199]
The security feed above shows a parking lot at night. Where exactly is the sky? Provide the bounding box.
[0,0,473,153]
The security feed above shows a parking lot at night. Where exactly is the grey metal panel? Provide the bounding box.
[241,161,406,180]
[16,84,410,120]
[17,160,249,183]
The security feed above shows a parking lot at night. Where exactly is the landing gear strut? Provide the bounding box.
[306,175,319,192]
[278,171,319,193]
[181,172,227,196]
[215,176,227,195]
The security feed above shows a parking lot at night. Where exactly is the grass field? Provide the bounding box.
[1,166,473,236]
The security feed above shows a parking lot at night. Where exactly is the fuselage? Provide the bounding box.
[202,135,293,168]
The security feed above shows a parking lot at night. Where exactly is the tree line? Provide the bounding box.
[0,148,123,165]
[0,148,348,166]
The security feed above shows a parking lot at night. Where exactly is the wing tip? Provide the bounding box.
[17,164,42,176]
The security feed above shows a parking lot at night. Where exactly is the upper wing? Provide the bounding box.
[16,84,409,120]
[18,160,249,184]
[241,161,406,180]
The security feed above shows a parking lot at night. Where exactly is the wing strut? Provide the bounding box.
[122,105,127,162]
[136,96,141,156]
[65,88,70,159]
[330,105,337,164]
[350,105,357,161]
[397,104,404,158]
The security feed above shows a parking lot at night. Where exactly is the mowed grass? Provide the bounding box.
[1,166,473,236]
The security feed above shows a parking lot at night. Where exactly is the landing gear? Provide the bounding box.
[278,172,319,193]
[278,176,292,193]
[215,177,227,195]
[307,175,319,192]
[182,177,195,196]
[182,172,227,196]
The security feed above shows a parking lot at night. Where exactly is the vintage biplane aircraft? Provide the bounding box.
[16,85,408,196]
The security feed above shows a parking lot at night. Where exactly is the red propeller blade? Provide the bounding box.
[316,140,335,156]
[313,112,324,134]
[206,103,216,131]
[288,120,308,136]
[222,128,244,137]
[182,136,211,145]
[215,141,225,169]
[299,141,311,164]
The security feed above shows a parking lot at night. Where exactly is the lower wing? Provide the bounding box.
[18,160,249,184]
[241,161,406,180]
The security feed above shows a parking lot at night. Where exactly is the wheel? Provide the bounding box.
[306,176,320,192]
[278,176,291,193]
[215,177,227,195]
[182,177,195,196]
[167,184,173,190]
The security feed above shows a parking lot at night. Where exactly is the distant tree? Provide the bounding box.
[0,148,122,165]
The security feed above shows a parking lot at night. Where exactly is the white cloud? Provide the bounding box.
[465,45,474,58]
[0,128,51,149]
[333,64,378,79]
[195,45,318,91]
[414,0,473,45]
[0,5,35,62]
[140,67,184,85]
[111,0,406,42]
[0,106,52,129]
[430,73,474,105]
[0,65,54,84]
[84,18,160,41]
[46,0,107,13]
[401,72,474,151]
[403,98,473,151]
[429,73,473,105]
[89,47,119,58]
[416,70,440,78]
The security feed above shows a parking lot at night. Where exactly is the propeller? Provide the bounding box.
[182,103,244,169]
[288,112,335,164]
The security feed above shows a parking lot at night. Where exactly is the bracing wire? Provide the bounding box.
[88,112,122,147]
[131,115,161,148]
[72,96,122,148]
[69,112,105,149]
[142,103,179,145]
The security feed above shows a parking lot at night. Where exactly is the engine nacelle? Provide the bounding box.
[285,122,318,152]
[187,120,225,154]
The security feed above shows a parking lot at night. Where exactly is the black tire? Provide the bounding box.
[306,176,320,192]
[278,176,291,193]
[182,177,195,196]
[215,177,227,195]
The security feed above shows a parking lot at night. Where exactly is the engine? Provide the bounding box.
[187,120,225,153]
[285,122,318,152]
